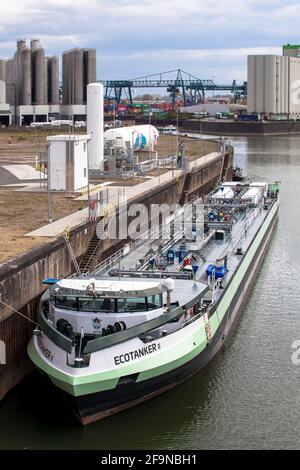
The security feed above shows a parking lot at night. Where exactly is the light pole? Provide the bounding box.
[87,136,92,221]
[176,105,179,154]
[47,143,52,223]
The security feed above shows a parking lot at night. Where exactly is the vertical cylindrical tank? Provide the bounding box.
[264,56,277,114]
[284,56,289,113]
[44,57,48,105]
[87,82,104,170]
[17,39,27,52]
[5,58,16,106]
[21,48,32,105]
[62,52,69,105]
[0,59,6,104]
[247,55,256,113]
[74,49,84,104]
[275,57,280,114]
[0,81,5,104]
[30,39,40,52]
[83,49,96,103]
[16,40,27,104]
[34,47,46,104]
[48,56,59,105]
[0,59,6,82]
[255,55,265,113]
[280,56,285,113]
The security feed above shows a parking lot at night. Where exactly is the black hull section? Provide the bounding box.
[59,205,278,424]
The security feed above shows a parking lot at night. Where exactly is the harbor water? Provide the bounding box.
[1,135,300,450]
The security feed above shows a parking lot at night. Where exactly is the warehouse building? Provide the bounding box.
[247,54,300,116]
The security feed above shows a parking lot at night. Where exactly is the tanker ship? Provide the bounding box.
[28,181,280,424]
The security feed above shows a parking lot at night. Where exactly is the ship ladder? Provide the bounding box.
[63,231,81,276]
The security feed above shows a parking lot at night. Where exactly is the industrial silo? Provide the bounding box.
[0,60,6,81]
[5,59,16,106]
[284,56,289,113]
[74,49,84,104]
[62,51,69,105]
[34,47,46,104]
[86,49,96,83]
[0,60,6,104]
[83,49,96,102]
[247,56,256,113]
[47,56,59,105]
[21,48,32,105]
[62,50,75,104]
[264,56,277,114]
[30,39,40,52]
[254,55,264,113]
[44,57,48,105]
[16,39,27,104]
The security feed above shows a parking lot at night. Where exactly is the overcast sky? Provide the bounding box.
[0,0,299,83]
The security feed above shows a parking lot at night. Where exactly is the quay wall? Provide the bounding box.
[182,119,300,136]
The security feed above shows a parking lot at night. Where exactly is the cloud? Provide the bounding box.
[100,46,282,82]
[0,1,297,81]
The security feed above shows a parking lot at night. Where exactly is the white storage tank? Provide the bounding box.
[104,124,159,151]
[241,186,263,206]
[212,186,235,199]
[87,83,104,170]
[250,181,268,197]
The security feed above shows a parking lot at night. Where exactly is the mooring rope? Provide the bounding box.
[0,299,38,326]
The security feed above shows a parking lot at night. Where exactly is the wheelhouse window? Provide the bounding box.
[117,297,147,312]
[78,297,116,312]
[54,293,163,312]
[147,294,162,310]
[55,295,78,311]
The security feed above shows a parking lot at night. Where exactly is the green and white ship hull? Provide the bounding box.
[28,182,279,424]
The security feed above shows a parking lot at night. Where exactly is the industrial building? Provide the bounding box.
[247,54,300,115]
[47,134,90,191]
[283,44,300,57]
[0,40,97,126]
[61,48,96,121]
[2,39,60,125]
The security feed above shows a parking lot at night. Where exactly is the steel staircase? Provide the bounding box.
[79,231,102,274]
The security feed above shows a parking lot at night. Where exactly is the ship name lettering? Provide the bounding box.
[114,343,160,365]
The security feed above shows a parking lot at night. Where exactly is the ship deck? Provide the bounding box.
[93,201,272,306]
